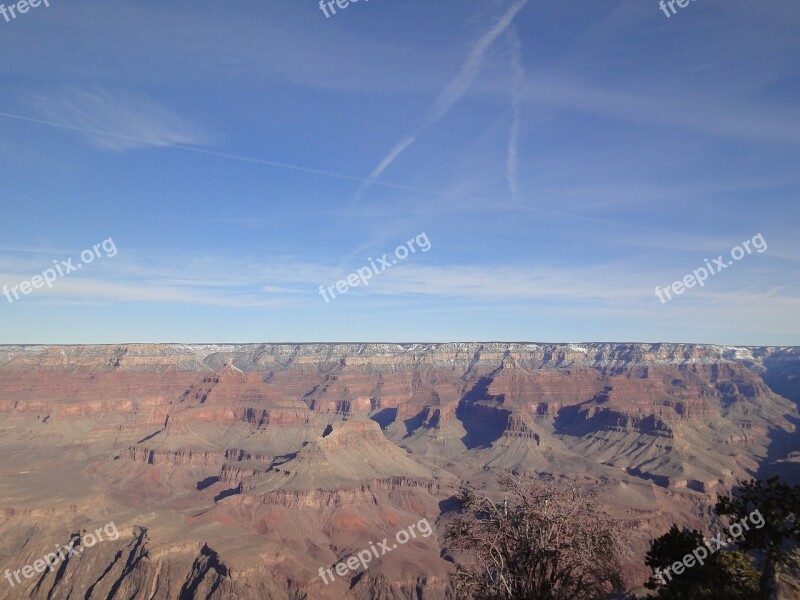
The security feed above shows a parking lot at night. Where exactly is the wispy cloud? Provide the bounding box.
[3,244,795,312]
[349,0,530,205]
[0,106,485,194]
[27,87,209,152]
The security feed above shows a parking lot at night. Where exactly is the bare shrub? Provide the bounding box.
[445,474,629,600]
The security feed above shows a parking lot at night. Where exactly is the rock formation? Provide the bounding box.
[0,342,797,598]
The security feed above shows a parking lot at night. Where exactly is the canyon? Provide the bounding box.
[0,342,799,599]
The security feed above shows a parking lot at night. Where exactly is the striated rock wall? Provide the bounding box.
[1,343,798,599]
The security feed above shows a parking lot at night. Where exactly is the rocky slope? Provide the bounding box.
[0,342,798,599]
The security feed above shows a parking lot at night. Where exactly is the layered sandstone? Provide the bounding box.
[0,343,797,599]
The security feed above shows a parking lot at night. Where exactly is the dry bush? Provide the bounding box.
[445,474,630,600]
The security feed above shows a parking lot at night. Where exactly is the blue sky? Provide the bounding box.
[0,0,798,345]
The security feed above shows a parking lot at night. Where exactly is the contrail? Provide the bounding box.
[0,111,427,193]
[349,0,530,206]
[0,109,655,233]
[2,99,685,239]
[506,27,524,206]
